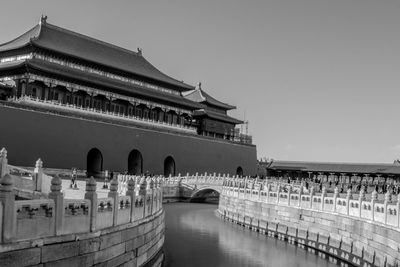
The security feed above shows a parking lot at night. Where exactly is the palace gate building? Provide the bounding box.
[0,16,256,177]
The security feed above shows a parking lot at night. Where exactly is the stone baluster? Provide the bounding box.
[321,187,326,210]
[371,190,378,221]
[0,148,8,178]
[0,174,15,242]
[309,186,314,209]
[85,177,98,231]
[276,184,281,203]
[397,194,400,228]
[49,175,64,235]
[287,185,292,206]
[265,183,270,203]
[139,178,147,218]
[147,178,154,215]
[359,188,365,218]
[346,188,352,215]
[108,177,119,226]
[384,191,392,224]
[34,158,43,191]
[333,187,339,212]
[126,178,136,222]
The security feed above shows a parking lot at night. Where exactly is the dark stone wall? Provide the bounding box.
[0,210,165,267]
[0,105,257,175]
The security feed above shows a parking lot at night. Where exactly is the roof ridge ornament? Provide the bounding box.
[137,47,142,56]
[39,15,48,25]
[197,82,202,90]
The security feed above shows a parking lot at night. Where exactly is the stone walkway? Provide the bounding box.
[61,179,110,199]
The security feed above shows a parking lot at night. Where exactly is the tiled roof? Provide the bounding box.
[0,58,202,109]
[0,21,194,91]
[267,160,400,175]
[193,109,243,124]
[183,87,236,110]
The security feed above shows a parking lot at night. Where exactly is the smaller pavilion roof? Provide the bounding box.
[193,109,243,124]
[183,84,236,110]
[267,160,400,175]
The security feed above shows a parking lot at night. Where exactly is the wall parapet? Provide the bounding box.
[0,148,165,266]
[219,179,400,267]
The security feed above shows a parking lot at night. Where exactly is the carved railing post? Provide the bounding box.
[346,188,352,215]
[0,174,15,242]
[333,187,339,212]
[139,178,147,218]
[384,191,391,224]
[126,178,136,222]
[108,178,119,226]
[359,188,365,218]
[147,178,154,215]
[309,186,314,209]
[48,175,64,235]
[371,190,378,221]
[85,177,97,232]
[321,187,326,210]
[397,194,400,228]
[0,148,8,178]
[266,183,271,203]
[34,158,43,191]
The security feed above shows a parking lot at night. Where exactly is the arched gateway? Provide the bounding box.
[128,149,143,175]
[87,148,103,178]
[164,156,175,177]
[236,166,243,177]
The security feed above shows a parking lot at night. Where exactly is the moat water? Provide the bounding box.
[163,203,336,267]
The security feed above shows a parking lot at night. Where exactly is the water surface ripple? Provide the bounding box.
[163,203,335,267]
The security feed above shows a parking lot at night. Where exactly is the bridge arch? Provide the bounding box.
[128,149,143,175]
[164,156,175,177]
[190,186,221,202]
[87,148,103,178]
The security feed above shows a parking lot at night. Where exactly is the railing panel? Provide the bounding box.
[349,200,360,217]
[133,195,145,221]
[300,195,310,209]
[374,203,385,224]
[63,199,90,235]
[96,197,114,230]
[279,193,288,205]
[269,192,278,204]
[386,204,398,227]
[117,196,131,225]
[14,199,55,241]
[323,197,334,212]
[336,198,347,215]
[312,196,322,210]
[361,201,373,220]
[289,194,299,207]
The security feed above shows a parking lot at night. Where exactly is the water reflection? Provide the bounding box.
[163,203,335,267]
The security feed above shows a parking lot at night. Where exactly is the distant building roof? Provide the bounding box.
[267,160,400,175]
[0,19,194,91]
[183,84,236,110]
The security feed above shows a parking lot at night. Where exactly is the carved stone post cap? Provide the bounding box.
[0,174,13,192]
[35,158,43,168]
[86,176,97,192]
[50,175,62,193]
[139,178,147,190]
[127,178,135,190]
[371,190,378,200]
[110,178,118,192]
[385,191,392,202]
[334,187,339,194]
[0,147,7,158]
[149,178,155,189]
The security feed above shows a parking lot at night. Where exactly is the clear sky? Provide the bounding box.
[1,0,400,163]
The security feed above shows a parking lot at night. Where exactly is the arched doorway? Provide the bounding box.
[87,148,103,178]
[236,166,243,177]
[128,149,143,175]
[164,156,175,177]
